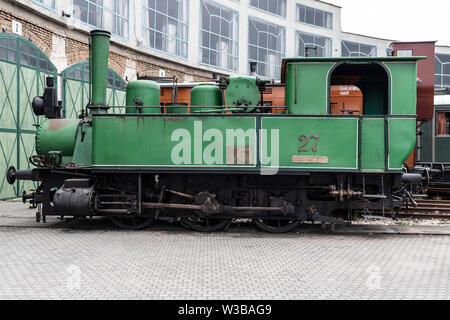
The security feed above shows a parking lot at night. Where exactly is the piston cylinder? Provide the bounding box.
[53,179,95,216]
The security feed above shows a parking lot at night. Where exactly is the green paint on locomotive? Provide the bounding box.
[190,84,223,113]
[285,62,335,115]
[36,119,80,158]
[388,118,417,170]
[34,56,423,174]
[261,117,358,169]
[125,80,161,114]
[384,62,417,115]
[165,103,189,114]
[361,118,385,171]
[92,116,257,167]
[72,123,93,166]
[225,76,260,108]
[89,30,111,109]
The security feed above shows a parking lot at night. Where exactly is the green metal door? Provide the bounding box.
[0,34,57,200]
[62,61,126,118]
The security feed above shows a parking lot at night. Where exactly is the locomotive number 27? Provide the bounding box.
[298,135,320,152]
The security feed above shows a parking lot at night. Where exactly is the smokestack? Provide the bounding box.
[89,30,111,113]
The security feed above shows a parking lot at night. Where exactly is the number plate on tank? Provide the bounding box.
[292,156,329,164]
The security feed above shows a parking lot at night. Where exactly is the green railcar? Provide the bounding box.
[6,30,424,233]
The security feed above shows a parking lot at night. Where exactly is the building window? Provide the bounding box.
[435,54,450,88]
[200,0,239,71]
[296,4,332,29]
[31,0,55,10]
[142,0,189,58]
[249,0,287,17]
[0,37,18,63]
[248,16,285,79]
[72,0,129,38]
[296,31,332,57]
[436,111,450,136]
[341,40,377,57]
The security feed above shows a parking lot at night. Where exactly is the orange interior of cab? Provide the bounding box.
[330,85,363,115]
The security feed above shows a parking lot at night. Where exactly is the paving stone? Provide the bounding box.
[0,201,449,299]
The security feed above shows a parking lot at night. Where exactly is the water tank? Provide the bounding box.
[125,80,161,114]
[190,83,223,113]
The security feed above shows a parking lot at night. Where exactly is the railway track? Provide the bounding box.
[400,199,450,219]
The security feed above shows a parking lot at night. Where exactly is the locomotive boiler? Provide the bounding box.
[6,30,424,233]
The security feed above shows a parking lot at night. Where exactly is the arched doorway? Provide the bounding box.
[329,62,389,115]
[62,61,127,118]
[0,33,57,199]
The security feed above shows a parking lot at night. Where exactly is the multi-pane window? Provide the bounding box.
[72,0,129,38]
[142,0,189,58]
[64,62,126,90]
[200,0,239,71]
[296,4,332,29]
[31,0,55,9]
[296,31,332,57]
[249,0,286,17]
[248,17,285,79]
[0,38,55,72]
[435,54,450,88]
[0,38,17,63]
[341,40,377,57]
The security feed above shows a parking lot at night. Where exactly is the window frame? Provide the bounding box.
[341,40,378,58]
[141,0,190,59]
[249,0,287,19]
[436,110,450,136]
[435,53,450,89]
[247,15,286,80]
[296,30,332,58]
[199,0,239,72]
[71,0,130,40]
[295,3,333,30]
[31,0,56,11]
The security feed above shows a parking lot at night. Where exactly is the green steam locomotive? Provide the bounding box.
[6,30,424,233]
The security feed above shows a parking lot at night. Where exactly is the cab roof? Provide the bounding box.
[280,56,426,83]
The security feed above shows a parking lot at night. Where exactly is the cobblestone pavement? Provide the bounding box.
[0,201,449,300]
